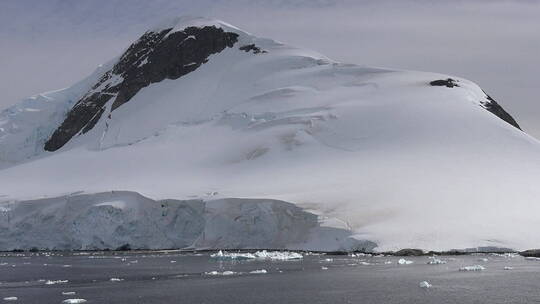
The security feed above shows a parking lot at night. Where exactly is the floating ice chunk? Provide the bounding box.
[205,270,237,276]
[3,297,18,301]
[170,261,177,263]
[359,261,371,265]
[249,269,267,274]
[324,258,334,262]
[254,250,303,260]
[384,261,393,264]
[321,266,328,270]
[398,258,413,265]
[504,266,514,270]
[478,258,488,262]
[419,281,432,289]
[45,280,68,285]
[427,257,447,265]
[62,292,76,296]
[110,278,124,282]
[210,250,302,261]
[350,253,371,257]
[205,271,220,275]
[62,299,87,304]
[490,253,519,258]
[459,265,485,271]
[210,250,255,260]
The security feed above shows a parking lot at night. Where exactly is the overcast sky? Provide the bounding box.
[1,0,538,138]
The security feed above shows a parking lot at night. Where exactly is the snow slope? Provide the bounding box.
[1,17,539,252]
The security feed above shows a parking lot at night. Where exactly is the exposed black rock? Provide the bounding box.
[44,26,239,152]
[430,78,459,88]
[393,248,424,256]
[239,44,267,54]
[481,91,521,130]
[115,243,132,251]
[520,249,540,257]
[429,77,521,130]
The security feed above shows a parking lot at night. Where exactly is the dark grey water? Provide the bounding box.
[1,251,540,303]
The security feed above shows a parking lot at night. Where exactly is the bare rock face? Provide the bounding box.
[481,92,521,130]
[430,78,520,130]
[430,78,460,88]
[44,26,239,151]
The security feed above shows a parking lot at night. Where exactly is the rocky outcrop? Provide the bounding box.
[481,92,521,130]
[430,78,459,88]
[393,248,425,256]
[239,44,267,54]
[430,78,520,130]
[519,249,540,257]
[44,26,239,151]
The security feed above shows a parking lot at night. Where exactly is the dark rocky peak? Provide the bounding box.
[480,91,521,130]
[430,78,459,88]
[239,44,267,54]
[429,78,520,130]
[44,26,239,152]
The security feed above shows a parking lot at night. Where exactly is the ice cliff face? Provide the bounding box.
[0,191,373,251]
[0,17,539,252]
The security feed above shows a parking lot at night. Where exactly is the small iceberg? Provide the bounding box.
[62,300,87,304]
[45,280,68,285]
[419,281,432,289]
[459,265,485,271]
[427,257,447,265]
[62,292,76,296]
[210,250,255,260]
[3,297,18,301]
[205,270,237,276]
[210,250,302,261]
[398,258,413,265]
[110,278,124,282]
[249,269,268,274]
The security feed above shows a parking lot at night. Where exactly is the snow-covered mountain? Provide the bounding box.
[1,17,539,252]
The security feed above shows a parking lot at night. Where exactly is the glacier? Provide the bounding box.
[0,17,540,252]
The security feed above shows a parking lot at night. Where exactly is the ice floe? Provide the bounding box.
[205,270,236,276]
[62,299,87,304]
[427,257,447,265]
[210,250,302,261]
[45,280,68,285]
[398,258,413,265]
[62,292,76,296]
[3,297,18,301]
[249,269,268,274]
[419,281,432,289]
[459,265,485,271]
